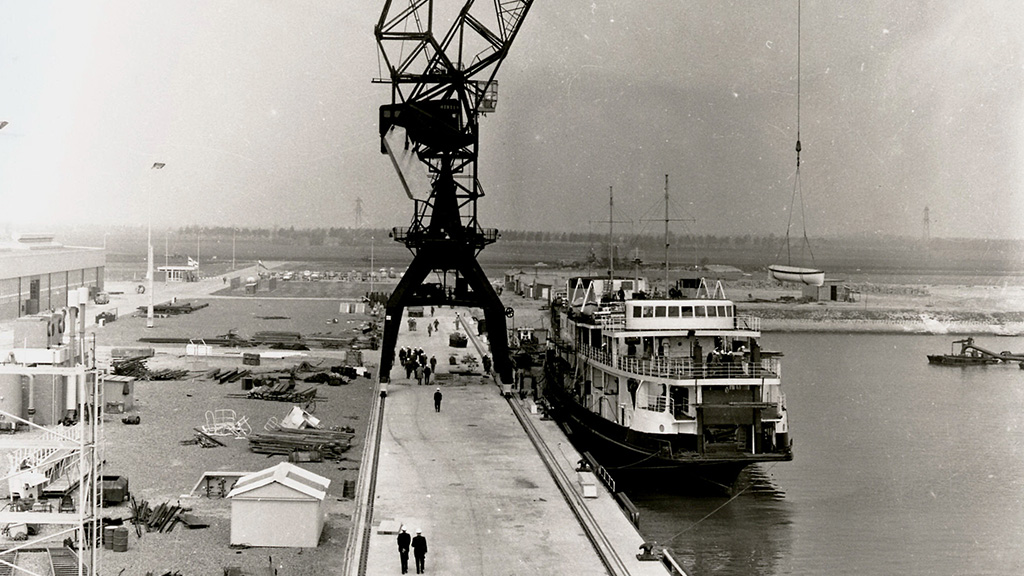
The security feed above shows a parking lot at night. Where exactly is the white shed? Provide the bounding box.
[226,462,330,548]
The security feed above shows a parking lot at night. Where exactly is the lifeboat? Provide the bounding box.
[768,264,825,286]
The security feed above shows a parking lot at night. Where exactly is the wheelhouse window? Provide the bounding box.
[655,306,667,317]
[680,305,693,317]
[632,306,643,318]
[694,306,705,317]
[642,306,654,318]
[668,306,680,317]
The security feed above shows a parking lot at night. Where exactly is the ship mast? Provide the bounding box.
[608,185,614,281]
[664,175,669,287]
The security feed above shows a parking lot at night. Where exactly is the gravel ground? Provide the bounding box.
[86,284,381,576]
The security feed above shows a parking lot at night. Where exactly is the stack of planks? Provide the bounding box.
[129,497,185,536]
[247,427,356,461]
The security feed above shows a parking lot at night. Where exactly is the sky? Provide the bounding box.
[1,1,1022,240]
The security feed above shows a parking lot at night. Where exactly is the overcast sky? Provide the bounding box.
[1,1,1022,239]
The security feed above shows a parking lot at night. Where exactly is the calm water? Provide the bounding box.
[629,333,1024,576]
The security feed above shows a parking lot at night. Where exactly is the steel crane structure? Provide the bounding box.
[374,0,534,386]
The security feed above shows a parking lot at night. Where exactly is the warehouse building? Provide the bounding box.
[0,233,105,322]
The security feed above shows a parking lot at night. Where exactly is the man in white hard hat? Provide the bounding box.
[397,525,411,573]
[412,528,428,573]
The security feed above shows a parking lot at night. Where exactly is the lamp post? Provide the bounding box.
[370,235,375,293]
[147,162,165,328]
[232,228,236,270]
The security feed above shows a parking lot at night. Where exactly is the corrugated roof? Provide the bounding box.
[226,462,330,500]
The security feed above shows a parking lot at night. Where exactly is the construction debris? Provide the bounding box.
[135,301,210,315]
[112,358,189,380]
[128,498,198,536]
[247,427,355,461]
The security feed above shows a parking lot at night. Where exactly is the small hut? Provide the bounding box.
[226,462,330,548]
[801,278,857,302]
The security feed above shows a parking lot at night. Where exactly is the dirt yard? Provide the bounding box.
[87,285,382,576]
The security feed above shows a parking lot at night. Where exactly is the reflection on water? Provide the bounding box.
[628,333,1024,576]
[631,465,792,576]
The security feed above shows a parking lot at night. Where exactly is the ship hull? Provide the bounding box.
[926,354,1000,365]
[543,357,792,492]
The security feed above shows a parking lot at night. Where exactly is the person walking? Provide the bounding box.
[426,324,433,337]
[433,319,439,332]
[405,359,415,379]
[412,528,428,573]
[429,355,437,373]
[415,365,424,386]
[423,364,432,386]
[433,387,442,412]
[397,525,411,574]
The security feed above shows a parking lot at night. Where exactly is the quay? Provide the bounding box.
[344,307,681,576]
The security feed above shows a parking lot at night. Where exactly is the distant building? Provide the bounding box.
[802,278,857,302]
[0,233,104,321]
[156,265,198,282]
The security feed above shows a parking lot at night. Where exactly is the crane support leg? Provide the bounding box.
[377,244,513,386]
[455,255,513,386]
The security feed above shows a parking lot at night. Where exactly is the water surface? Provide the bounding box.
[630,333,1024,576]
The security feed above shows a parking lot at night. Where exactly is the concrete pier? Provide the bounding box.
[347,307,676,576]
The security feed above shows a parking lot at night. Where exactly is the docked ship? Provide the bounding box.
[543,275,793,491]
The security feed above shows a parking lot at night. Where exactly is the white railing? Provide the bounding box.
[735,315,761,331]
[574,343,781,380]
[596,315,626,331]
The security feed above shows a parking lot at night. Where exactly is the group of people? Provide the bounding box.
[397,525,428,574]
[400,347,438,385]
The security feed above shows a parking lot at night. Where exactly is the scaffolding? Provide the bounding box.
[0,361,101,576]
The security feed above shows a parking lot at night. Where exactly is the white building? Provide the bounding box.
[226,462,330,548]
[0,234,104,322]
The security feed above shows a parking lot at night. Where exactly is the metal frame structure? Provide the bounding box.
[373,0,535,386]
[0,363,101,576]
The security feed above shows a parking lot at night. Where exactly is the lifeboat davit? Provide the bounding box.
[768,264,825,286]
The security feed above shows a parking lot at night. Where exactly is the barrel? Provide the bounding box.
[111,526,129,552]
[103,526,116,549]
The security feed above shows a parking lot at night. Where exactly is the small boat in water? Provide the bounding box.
[768,264,824,286]
[927,337,1024,365]
[542,275,793,492]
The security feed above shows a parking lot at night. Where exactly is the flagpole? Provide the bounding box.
[146,162,165,329]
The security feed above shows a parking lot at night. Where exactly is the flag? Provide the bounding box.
[188,257,198,267]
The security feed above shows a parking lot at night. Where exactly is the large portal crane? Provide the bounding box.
[374,1,534,387]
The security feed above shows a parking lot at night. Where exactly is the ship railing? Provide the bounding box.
[595,315,626,331]
[735,315,761,331]
[577,343,614,366]
[575,344,780,379]
[615,355,780,380]
[644,394,671,413]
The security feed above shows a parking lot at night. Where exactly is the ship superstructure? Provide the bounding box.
[545,276,793,489]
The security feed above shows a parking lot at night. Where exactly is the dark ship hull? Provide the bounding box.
[543,352,792,492]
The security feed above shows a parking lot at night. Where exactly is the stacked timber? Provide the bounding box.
[129,497,185,535]
[247,427,356,460]
[112,358,189,380]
